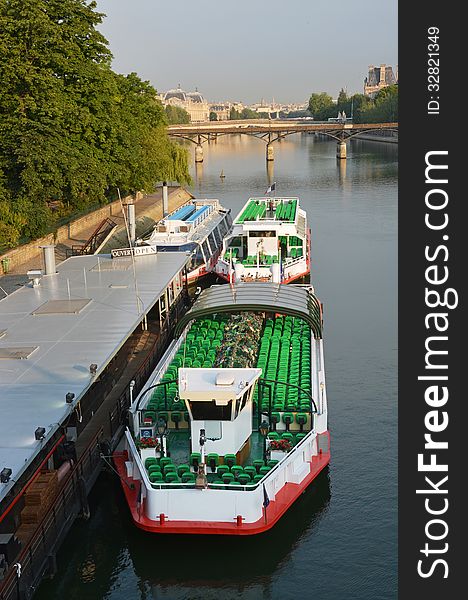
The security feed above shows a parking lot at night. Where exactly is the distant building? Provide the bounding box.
[162,86,210,122]
[364,64,398,97]
[209,103,231,120]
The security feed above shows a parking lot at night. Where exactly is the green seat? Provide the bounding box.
[231,465,243,478]
[296,432,307,443]
[281,432,294,443]
[259,466,271,476]
[171,411,182,429]
[253,474,263,483]
[217,465,229,477]
[270,412,281,430]
[222,473,235,484]
[229,481,241,486]
[165,472,180,483]
[253,459,264,473]
[267,459,279,468]
[181,471,196,483]
[267,432,279,440]
[244,466,257,480]
[295,412,308,431]
[149,472,163,483]
[238,473,251,485]
[207,453,219,472]
[177,464,190,477]
[144,457,158,469]
[224,454,236,468]
[282,412,294,431]
[159,457,172,469]
[190,452,201,469]
[158,411,169,424]
[163,464,177,475]
[148,465,162,475]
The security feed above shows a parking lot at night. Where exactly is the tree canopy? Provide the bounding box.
[307,92,335,120]
[307,87,398,123]
[0,0,190,250]
[165,104,191,124]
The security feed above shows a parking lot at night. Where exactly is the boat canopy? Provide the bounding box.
[175,283,323,339]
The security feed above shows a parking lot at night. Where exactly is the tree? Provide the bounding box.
[0,0,190,248]
[308,92,335,120]
[209,111,218,121]
[165,104,190,124]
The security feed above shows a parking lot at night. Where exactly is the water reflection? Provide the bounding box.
[129,469,331,598]
[266,161,274,186]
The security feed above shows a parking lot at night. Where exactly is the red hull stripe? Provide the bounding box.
[113,433,330,536]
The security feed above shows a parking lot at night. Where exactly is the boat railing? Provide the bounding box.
[129,428,317,493]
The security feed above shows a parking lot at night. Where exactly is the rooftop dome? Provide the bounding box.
[164,88,187,102]
[187,91,205,103]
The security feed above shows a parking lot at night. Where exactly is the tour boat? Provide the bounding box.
[114,283,330,535]
[138,199,232,284]
[214,197,310,284]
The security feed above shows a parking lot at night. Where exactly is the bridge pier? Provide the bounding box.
[195,144,204,163]
[336,141,347,160]
[266,143,274,162]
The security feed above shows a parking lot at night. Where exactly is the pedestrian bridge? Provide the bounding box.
[168,119,398,161]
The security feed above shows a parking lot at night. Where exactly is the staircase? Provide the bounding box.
[67,218,117,257]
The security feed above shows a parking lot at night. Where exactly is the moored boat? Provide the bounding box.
[214,196,310,284]
[114,283,330,535]
[137,199,232,284]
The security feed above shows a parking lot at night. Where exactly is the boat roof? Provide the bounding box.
[175,283,322,339]
[234,197,299,225]
[0,251,189,501]
[178,368,262,401]
[149,206,229,247]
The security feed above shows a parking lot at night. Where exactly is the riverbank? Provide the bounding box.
[0,186,193,282]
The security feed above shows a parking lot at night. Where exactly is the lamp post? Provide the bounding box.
[156,418,167,457]
[259,420,270,462]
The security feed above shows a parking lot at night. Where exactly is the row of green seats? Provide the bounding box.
[288,236,304,247]
[268,430,308,443]
[145,457,196,484]
[289,247,303,258]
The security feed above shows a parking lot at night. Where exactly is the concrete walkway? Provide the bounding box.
[0,186,192,294]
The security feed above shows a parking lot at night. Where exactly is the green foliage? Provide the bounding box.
[0,0,190,247]
[229,107,269,120]
[307,92,335,120]
[165,104,190,124]
[209,111,218,121]
[307,87,398,123]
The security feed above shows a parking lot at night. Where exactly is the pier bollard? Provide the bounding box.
[266,143,274,162]
[336,141,347,160]
[195,144,204,163]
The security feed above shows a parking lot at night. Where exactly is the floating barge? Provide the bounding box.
[215,197,310,283]
[0,249,191,599]
[115,283,329,535]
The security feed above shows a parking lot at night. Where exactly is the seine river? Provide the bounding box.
[37,133,397,600]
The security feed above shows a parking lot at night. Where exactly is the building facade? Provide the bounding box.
[162,86,210,122]
[364,64,398,97]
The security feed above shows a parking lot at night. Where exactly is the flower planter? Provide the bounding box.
[139,448,159,463]
[270,449,288,462]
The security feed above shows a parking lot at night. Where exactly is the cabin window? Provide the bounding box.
[218,218,228,236]
[208,233,217,252]
[248,230,276,238]
[226,213,233,228]
[213,226,222,246]
[229,236,242,247]
[202,240,210,260]
[189,400,233,421]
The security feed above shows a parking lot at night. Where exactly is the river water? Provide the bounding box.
[37,134,397,600]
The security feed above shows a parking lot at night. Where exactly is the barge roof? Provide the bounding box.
[0,252,189,501]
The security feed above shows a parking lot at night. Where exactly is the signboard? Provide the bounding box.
[111,245,157,258]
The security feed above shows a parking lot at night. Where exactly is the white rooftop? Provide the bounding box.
[178,368,262,401]
[0,252,189,501]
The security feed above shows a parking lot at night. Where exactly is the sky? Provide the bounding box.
[95,0,397,105]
